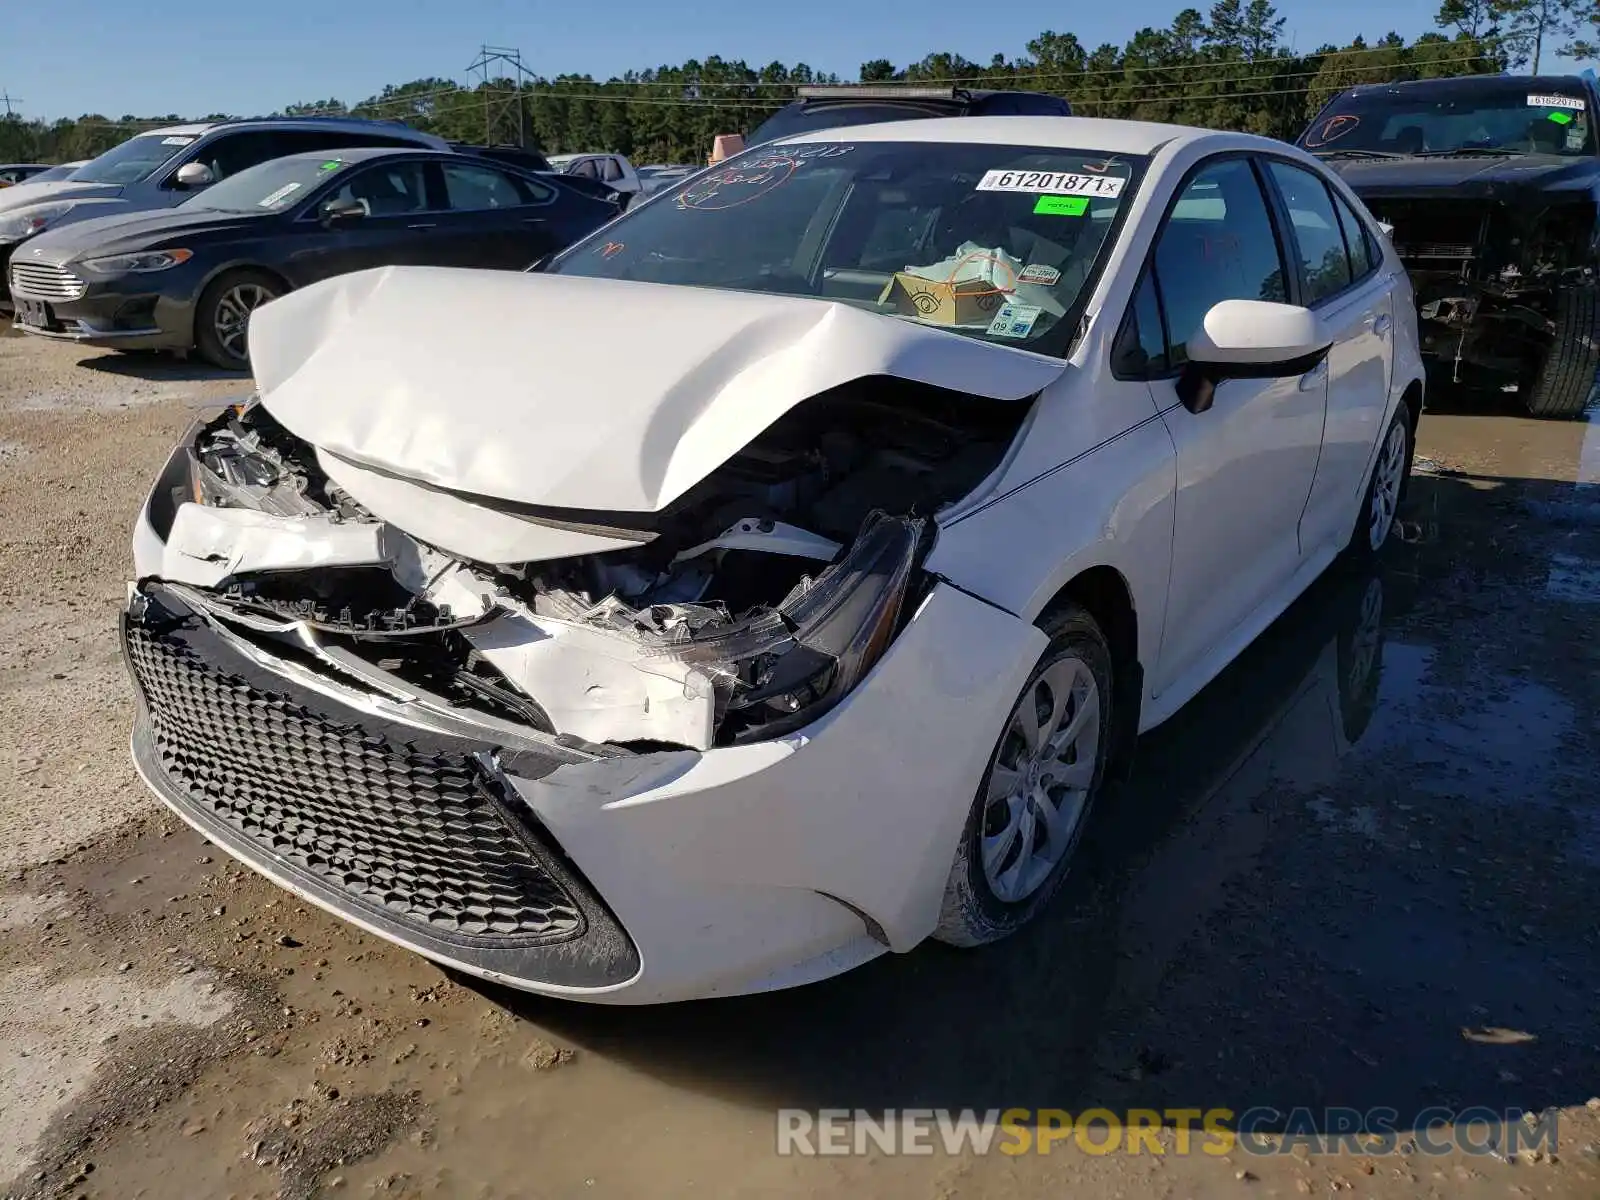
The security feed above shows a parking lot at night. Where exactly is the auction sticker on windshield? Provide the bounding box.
[1528,94,1586,110]
[977,170,1126,197]
[258,182,302,208]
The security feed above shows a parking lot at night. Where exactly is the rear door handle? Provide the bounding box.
[1373,313,1392,337]
[407,222,436,231]
[1299,360,1329,392]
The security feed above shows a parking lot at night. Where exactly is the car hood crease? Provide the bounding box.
[248,266,1066,514]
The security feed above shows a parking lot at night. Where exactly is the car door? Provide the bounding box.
[1262,159,1395,556]
[288,159,442,284]
[430,160,562,269]
[1140,156,1330,700]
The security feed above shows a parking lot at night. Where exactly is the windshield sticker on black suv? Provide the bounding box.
[1304,115,1360,147]
[976,170,1126,198]
[160,136,196,146]
[1528,94,1586,110]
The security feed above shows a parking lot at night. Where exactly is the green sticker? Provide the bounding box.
[319,160,343,170]
[1034,195,1089,217]
[1549,111,1574,125]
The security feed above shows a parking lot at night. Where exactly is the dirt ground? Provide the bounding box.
[1,321,1598,1200]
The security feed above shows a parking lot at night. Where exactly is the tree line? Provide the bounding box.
[1,0,1588,167]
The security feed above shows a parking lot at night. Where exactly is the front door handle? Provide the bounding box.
[407,222,437,231]
[1298,359,1329,392]
[1373,313,1392,337]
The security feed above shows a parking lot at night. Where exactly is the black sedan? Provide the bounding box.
[8,147,621,368]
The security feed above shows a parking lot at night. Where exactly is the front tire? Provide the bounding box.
[1525,285,1600,419]
[194,269,282,371]
[934,603,1114,948]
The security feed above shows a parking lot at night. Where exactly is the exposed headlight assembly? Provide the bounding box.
[0,202,75,244]
[82,248,194,274]
[651,511,926,742]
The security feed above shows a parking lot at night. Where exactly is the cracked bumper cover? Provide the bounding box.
[121,571,1045,1004]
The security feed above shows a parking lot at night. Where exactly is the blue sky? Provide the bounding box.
[4,0,1499,121]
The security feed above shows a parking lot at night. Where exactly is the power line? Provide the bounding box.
[0,91,21,117]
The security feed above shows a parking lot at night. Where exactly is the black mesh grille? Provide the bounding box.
[124,617,586,947]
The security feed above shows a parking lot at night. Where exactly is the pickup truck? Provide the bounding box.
[1299,72,1600,418]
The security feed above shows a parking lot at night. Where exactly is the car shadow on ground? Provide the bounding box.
[464,468,1600,1135]
[74,351,241,384]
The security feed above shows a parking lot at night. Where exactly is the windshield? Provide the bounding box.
[184,155,350,213]
[1300,87,1594,157]
[548,140,1142,355]
[73,133,199,184]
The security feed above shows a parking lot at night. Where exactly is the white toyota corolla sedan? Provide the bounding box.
[121,117,1422,1004]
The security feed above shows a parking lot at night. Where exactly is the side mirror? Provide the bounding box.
[1176,299,1332,414]
[175,162,214,189]
[320,197,368,225]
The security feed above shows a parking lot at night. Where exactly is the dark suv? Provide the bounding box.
[746,85,1073,146]
[1299,73,1600,418]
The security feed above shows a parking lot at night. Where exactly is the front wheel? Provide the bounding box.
[194,269,282,371]
[1524,285,1600,419]
[934,603,1114,947]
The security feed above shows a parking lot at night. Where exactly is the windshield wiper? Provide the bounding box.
[1315,148,1407,160]
[1414,147,1515,157]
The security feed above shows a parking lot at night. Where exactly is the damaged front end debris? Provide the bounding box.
[133,387,1009,752]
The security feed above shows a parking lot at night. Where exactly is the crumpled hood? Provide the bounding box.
[0,179,122,213]
[248,266,1065,514]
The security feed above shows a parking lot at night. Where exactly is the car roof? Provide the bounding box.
[1342,72,1588,98]
[771,114,1231,157]
[137,116,444,142]
[264,147,459,166]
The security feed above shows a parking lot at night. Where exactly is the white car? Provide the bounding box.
[546,152,643,203]
[121,117,1422,1004]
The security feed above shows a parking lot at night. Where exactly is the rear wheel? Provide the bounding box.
[194,269,282,370]
[934,603,1114,947]
[1525,285,1600,419]
[1346,405,1412,561]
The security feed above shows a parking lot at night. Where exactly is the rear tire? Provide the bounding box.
[1345,405,1412,562]
[934,603,1114,948]
[194,269,282,371]
[1525,285,1600,419]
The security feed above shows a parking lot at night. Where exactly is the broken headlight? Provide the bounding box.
[651,511,926,742]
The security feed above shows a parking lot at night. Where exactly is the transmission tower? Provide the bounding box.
[466,45,534,147]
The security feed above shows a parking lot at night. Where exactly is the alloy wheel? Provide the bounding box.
[213,283,276,362]
[1368,419,1408,551]
[981,655,1101,904]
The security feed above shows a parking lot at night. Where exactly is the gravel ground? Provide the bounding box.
[1,323,1598,1199]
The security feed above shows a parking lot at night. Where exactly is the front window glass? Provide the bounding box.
[1300,87,1594,158]
[72,133,197,184]
[183,155,355,212]
[1152,159,1286,365]
[548,140,1144,354]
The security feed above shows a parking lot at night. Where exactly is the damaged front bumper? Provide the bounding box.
[122,407,1046,1003]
